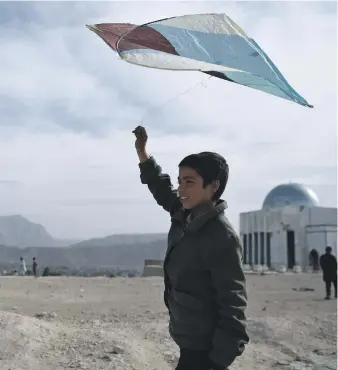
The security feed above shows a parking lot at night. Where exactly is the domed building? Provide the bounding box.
[239,183,337,271]
[262,183,320,210]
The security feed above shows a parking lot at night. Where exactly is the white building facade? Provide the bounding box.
[239,183,337,271]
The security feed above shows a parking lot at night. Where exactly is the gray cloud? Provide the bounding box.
[0,1,336,238]
[0,180,23,185]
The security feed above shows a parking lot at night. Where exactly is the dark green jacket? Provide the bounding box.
[139,157,249,368]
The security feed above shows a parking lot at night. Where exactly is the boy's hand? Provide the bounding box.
[133,126,149,163]
[133,126,148,153]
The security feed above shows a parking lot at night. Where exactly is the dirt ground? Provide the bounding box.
[0,273,336,370]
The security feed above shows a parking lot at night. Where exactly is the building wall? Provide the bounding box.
[239,206,337,270]
[303,207,337,262]
[142,259,164,277]
[143,265,164,277]
[305,225,337,258]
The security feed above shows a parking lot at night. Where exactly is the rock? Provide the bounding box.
[68,361,87,369]
[35,311,57,319]
[101,354,112,361]
[35,312,48,318]
[292,287,315,292]
[163,350,177,363]
[312,348,336,356]
[110,346,124,355]
[276,360,289,366]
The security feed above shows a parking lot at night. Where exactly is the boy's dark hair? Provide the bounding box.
[178,151,229,200]
[326,246,332,253]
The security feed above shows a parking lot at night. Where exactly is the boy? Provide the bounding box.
[133,126,249,370]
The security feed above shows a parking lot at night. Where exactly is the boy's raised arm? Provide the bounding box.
[133,126,181,215]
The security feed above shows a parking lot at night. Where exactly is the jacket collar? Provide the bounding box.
[172,199,227,232]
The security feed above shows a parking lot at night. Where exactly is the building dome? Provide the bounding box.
[262,183,319,210]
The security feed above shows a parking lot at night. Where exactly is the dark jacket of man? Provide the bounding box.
[139,157,249,368]
[320,252,337,282]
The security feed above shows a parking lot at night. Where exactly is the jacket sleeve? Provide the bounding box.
[139,156,181,215]
[204,230,249,368]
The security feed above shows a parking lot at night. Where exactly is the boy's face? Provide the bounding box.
[178,166,218,209]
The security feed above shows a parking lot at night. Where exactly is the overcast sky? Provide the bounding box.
[0,1,336,239]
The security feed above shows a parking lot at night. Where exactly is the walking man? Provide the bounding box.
[320,247,337,300]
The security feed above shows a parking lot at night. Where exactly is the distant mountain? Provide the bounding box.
[0,232,6,245]
[0,215,80,248]
[70,233,167,248]
[0,215,168,271]
[0,239,167,271]
[0,215,55,247]
[54,238,83,247]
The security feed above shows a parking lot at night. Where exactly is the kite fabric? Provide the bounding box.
[86,13,313,108]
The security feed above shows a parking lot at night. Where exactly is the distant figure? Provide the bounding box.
[19,257,27,276]
[32,257,38,277]
[309,249,320,272]
[320,247,337,300]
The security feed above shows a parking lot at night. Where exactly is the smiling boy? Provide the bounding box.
[133,126,249,370]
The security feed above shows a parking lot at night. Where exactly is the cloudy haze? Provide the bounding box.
[0,1,336,239]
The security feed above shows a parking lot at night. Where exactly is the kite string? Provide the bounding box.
[115,31,213,123]
[140,75,212,124]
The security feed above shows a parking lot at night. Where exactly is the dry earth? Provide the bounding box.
[0,273,336,370]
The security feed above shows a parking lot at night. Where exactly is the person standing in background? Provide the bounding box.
[32,257,38,277]
[320,247,337,300]
[19,257,27,276]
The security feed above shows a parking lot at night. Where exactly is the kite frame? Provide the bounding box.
[91,14,314,108]
[115,15,209,72]
[116,16,215,123]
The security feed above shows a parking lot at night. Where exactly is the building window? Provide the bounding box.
[266,232,272,267]
[243,234,247,264]
[254,232,259,265]
[260,232,265,265]
[248,234,253,265]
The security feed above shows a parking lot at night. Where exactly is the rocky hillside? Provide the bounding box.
[70,233,166,248]
[0,215,167,271]
[0,215,56,247]
[0,275,336,370]
[0,215,79,248]
[0,239,167,271]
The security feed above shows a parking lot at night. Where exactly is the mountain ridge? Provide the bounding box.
[0,215,80,248]
[0,215,167,271]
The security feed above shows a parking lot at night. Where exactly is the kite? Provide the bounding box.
[86,13,313,108]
